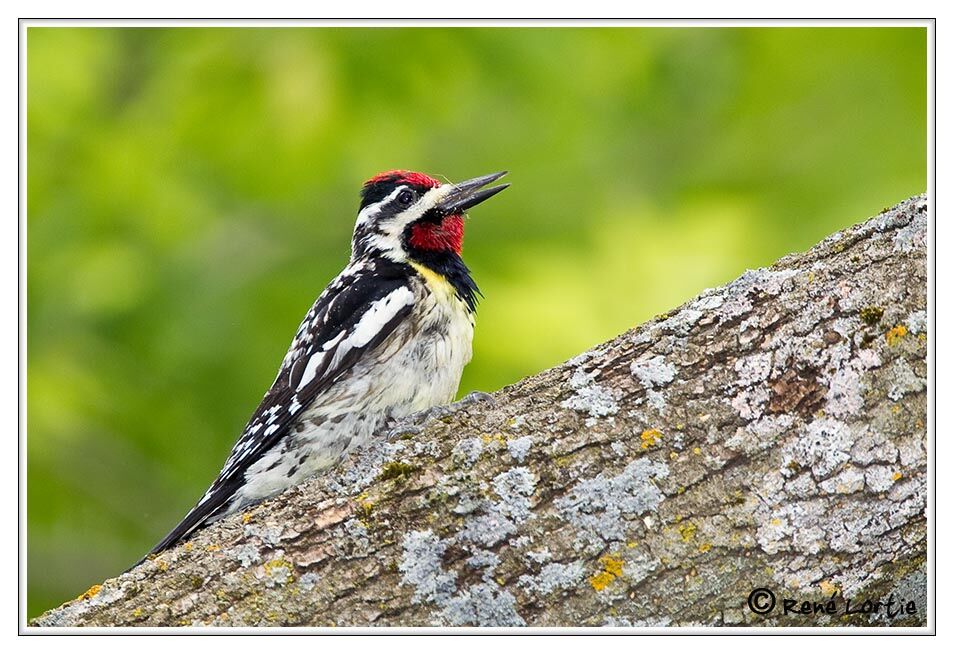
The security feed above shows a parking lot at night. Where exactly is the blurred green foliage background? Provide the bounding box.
[26,26,925,617]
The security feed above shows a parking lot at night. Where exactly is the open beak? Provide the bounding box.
[435,171,509,215]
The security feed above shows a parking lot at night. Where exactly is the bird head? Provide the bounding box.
[351,170,508,263]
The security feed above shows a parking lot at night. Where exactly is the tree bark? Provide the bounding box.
[32,195,929,629]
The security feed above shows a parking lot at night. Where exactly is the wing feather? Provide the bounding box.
[145,263,415,556]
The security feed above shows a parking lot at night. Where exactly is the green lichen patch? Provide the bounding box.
[859,306,884,326]
[677,521,698,543]
[378,461,420,482]
[355,498,375,522]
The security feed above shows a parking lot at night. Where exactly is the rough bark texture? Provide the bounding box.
[33,195,929,629]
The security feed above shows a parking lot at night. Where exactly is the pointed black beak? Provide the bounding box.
[435,171,509,215]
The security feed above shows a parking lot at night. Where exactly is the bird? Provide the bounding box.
[141,170,509,560]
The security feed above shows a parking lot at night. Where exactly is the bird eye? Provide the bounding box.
[397,189,415,206]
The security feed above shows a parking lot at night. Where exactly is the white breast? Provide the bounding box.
[297,267,474,420]
[234,270,475,508]
[404,277,475,410]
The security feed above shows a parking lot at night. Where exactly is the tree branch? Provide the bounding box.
[33,195,928,628]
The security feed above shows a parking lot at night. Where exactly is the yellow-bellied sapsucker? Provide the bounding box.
[145,170,508,557]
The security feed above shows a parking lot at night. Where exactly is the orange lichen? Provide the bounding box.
[590,572,615,591]
[589,572,616,590]
[886,325,908,346]
[77,584,102,601]
[206,544,221,552]
[242,513,253,524]
[640,428,662,449]
[601,554,624,577]
[590,554,625,592]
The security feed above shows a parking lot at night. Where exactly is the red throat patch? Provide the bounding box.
[409,215,465,255]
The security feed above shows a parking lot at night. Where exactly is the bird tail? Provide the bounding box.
[125,491,232,572]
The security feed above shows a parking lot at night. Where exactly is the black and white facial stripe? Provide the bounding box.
[351,178,439,260]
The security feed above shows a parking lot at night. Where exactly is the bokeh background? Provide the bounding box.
[26,26,926,617]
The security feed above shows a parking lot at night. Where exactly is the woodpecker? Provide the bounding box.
[145,170,509,557]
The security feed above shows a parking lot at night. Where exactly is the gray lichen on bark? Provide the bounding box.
[32,195,928,628]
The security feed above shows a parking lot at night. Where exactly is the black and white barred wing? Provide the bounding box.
[147,268,416,555]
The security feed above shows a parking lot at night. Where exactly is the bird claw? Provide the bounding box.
[386,422,424,440]
[386,409,436,440]
[386,391,495,439]
[452,391,496,409]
